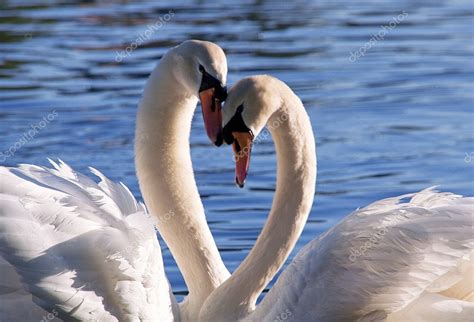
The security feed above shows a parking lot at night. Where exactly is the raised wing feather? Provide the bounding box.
[252,188,474,321]
[0,160,177,321]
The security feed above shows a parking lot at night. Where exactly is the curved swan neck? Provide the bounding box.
[201,91,317,320]
[135,53,229,316]
[238,104,316,306]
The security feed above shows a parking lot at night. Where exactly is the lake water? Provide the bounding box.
[0,0,473,302]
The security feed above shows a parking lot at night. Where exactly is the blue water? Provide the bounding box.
[0,0,473,301]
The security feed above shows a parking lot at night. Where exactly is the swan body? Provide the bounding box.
[200,75,474,321]
[0,40,230,321]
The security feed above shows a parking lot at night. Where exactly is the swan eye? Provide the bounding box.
[199,64,205,73]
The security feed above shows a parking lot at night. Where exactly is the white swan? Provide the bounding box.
[199,75,474,321]
[0,40,230,321]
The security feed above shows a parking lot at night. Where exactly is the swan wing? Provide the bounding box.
[252,188,473,321]
[0,254,59,321]
[0,160,177,321]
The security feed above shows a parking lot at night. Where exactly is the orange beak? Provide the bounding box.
[231,131,254,188]
[200,88,223,146]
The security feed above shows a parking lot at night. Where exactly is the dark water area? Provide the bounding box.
[0,0,473,300]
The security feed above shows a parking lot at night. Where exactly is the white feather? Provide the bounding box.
[252,188,474,321]
[0,160,177,321]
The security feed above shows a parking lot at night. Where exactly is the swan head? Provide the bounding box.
[170,40,228,146]
[222,75,285,187]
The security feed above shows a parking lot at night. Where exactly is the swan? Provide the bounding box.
[199,75,474,321]
[0,40,230,321]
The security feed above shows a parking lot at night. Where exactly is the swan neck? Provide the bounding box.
[135,56,229,314]
[243,105,316,304]
[202,97,316,320]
